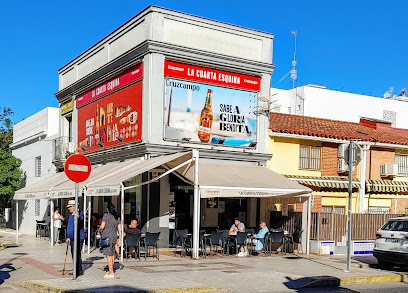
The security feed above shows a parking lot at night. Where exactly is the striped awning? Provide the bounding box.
[366,180,408,194]
[285,175,360,191]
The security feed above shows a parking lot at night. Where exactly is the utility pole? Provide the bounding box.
[291,31,297,89]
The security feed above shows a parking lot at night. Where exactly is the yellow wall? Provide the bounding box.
[267,136,321,176]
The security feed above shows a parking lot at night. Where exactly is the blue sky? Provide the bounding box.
[1,0,407,123]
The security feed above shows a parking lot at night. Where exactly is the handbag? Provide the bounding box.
[100,236,110,248]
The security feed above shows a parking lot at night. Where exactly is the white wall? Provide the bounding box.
[12,107,60,235]
[272,85,408,129]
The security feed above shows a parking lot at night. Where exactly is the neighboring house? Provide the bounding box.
[264,113,408,223]
[270,84,408,129]
[10,107,60,235]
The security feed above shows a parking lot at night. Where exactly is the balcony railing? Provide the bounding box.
[53,136,75,160]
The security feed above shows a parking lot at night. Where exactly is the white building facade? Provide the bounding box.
[11,107,60,234]
[271,85,408,129]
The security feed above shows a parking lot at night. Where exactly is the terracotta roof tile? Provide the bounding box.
[269,113,408,145]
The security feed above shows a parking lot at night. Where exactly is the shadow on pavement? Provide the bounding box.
[0,252,26,285]
[283,276,359,292]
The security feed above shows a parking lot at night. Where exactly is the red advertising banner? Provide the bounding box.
[76,63,143,108]
[77,82,142,152]
[164,61,261,92]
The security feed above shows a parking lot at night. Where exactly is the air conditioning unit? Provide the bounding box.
[380,163,398,177]
[338,158,349,173]
[338,143,349,158]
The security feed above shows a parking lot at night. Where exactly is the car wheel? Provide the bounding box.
[378,260,394,270]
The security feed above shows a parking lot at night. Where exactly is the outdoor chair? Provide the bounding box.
[184,230,206,258]
[209,231,226,257]
[174,229,188,257]
[233,232,249,257]
[140,232,160,260]
[288,229,303,254]
[246,228,255,234]
[268,230,285,255]
[125,232,142,261]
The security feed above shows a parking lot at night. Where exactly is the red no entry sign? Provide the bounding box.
[64,154,91,183]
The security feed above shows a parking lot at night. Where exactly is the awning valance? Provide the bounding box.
[366,179,408,194]
[285,175,360,191]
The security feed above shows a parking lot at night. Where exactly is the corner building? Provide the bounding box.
[49,6,309,249]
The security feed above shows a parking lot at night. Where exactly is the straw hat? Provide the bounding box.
[66,200,76,208]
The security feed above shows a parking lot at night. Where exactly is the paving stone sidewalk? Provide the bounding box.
[0,229,406,293]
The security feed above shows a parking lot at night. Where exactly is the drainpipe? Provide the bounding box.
[358,145,370,213]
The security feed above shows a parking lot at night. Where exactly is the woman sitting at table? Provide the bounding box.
[251,221,269,252]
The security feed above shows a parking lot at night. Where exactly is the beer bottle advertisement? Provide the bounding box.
[77,81,143,152]
[164,78,257,146]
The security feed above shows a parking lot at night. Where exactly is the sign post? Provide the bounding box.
[345,141,361,272]
[64,154,91,280]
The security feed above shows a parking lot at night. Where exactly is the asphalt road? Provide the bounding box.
[298,282,408,293]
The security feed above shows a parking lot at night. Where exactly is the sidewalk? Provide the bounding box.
[0,229,407,293]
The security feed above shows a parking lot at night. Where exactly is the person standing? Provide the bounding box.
[98,203,122,279]
[66,200,85,277]
[53,207,64,245]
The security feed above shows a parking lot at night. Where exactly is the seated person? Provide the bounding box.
[251,221,269,252]
[229,218,245,235]
[125,219,141,257]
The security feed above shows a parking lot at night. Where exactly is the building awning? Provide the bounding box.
[168,161,311,202]
[285,175,360,191]
[49,160,137,198]
[366,179,408,194]
[13,172,69,200]
[86,152,192,196]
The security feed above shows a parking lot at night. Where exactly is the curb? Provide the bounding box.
[20,281,226,293]
[301,273,407,288]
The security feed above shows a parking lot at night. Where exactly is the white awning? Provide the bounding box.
[13,172,69,200]
[169,161,311,202]
[86,152,192,196]
[49,160,137,198]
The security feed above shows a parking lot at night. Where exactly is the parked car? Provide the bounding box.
[373,216,408,269]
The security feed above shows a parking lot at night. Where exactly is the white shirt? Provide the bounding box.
[54,212,62,228]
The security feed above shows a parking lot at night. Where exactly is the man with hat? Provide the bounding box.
[66,199,85,277]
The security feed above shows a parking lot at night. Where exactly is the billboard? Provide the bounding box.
[77,81,142,153]
[164,61,260,146]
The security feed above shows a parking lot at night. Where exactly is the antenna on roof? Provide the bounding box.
[290,31,297,89]
[383,87,394,99]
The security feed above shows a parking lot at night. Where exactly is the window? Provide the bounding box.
[35,156,41,177]
[395,154,408,176]
[35,199,40,216]
[299,145,321,170]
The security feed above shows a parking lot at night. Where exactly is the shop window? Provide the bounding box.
[395,154,408,176]
[35,156,41,177]
[299,145,321,170]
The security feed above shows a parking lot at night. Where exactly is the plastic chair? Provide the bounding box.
[174,229,188,257]
[233,232,249,257]
[184,231,206,258]
[289,230,303,254]
[209,231,226,257]
[141,232,160,260]
[268,230,285,255]
[125,232,142,261]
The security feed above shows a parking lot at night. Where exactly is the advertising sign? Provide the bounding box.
[77,81,142,152]
[164,61,260,147]
[76,63,143,108]
[164,61,260,91]
[61,99,73,115]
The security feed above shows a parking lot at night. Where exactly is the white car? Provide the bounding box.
[373,216,408,269]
